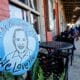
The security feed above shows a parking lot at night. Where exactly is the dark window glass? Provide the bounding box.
[33,0,37,10]
[18,0,28,5]
[19,0,25,3]
[29,0,38,10]
[48,0,54,30]
[18,0,38,11]
[30,13,39,34]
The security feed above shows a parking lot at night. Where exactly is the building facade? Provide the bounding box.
[0,0,65,42]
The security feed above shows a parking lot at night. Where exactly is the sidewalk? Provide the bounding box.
[68,38,80,80]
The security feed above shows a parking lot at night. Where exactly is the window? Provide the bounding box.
[22,10,29,22]
[10,5,23,19]
[30,13,39,34]
[9,4,40,36]
[18,0,28,5]
[48,0,54,30]
[18,0,38,11]
[9,4,29,22]
[29,0,35,9]
[29,0,37,10]
[19,0,25,3]
[33,0,37,10]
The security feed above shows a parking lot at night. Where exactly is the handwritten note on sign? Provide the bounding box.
[0,18,39,75]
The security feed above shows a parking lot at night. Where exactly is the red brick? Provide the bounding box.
[0,3,9,11]
[0,16,9,21]
[0,0,9,21]
[0,9,9,19]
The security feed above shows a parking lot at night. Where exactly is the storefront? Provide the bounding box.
[0,0,56,42]
[9,0,40,41]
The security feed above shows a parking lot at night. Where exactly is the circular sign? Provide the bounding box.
[0,18,39,75]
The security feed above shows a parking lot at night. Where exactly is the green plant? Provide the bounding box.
[0,71,14,80]
[31,58,44,80]
[59,72,65,80]
[46,73,54,80]
[0,71,23,80]
[38,67,44,80]
[32,59,40,80]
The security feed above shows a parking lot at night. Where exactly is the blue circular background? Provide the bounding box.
[0,18,39,75]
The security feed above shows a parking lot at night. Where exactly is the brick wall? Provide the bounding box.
[0,0,10,21]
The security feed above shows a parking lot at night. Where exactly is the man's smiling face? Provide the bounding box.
[14,29,27,53]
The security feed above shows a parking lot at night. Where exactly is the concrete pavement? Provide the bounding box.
[68,38,80,80]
